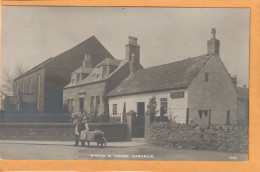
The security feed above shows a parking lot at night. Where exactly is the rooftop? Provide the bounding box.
[108,54,215,97]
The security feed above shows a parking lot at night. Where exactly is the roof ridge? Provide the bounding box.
[137,54,213,71]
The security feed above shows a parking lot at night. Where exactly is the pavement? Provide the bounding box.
[0,140,248,161]
[0,140,146,147]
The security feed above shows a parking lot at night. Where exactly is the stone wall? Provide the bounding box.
[150,122,248,153]
[0,123,130,142]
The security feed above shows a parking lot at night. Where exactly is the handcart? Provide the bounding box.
[80,129,107,148]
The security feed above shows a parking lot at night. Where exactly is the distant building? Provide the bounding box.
[63,37,143,115]
[8,36,114,111]
[108,29,249,127]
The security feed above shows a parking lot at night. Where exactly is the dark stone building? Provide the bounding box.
[11,36,114,111]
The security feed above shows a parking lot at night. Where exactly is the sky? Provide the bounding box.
[1,7,250,87]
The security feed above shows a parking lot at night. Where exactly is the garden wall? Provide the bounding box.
[0,123,130,142]
[150,122,248,153]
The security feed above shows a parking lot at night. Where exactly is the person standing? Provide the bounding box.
[74,118,89,146]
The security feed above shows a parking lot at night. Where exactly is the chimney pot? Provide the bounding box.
[211,28,216,39]
[207,28,220,55]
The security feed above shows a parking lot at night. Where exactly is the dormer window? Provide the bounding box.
[96,66,101,79]
[76,73,80,82]
[72,79,75,85]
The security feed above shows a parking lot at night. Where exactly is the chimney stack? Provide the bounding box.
[126,36,140,75]
[207,28,220,55]
[83,54,93,68]
[126,36,140,63]
[129,53,137,75]
[231,75,237,87]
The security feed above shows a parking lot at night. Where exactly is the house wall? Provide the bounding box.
[188,56,238,125]
[14,68,45,111]
[108,89,188,123]
[237,99,248,124]
[63,82,106,114]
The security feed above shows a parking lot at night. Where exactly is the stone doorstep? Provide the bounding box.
[131,138,145,143]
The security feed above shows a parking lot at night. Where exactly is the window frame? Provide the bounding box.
[160,98,168,114]
[112,104,117,116]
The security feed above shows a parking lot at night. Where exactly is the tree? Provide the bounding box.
[0,63,28,109]
[1,62,28,96]
[147,96,159,122]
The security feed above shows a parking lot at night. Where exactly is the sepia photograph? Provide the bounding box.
[0,6,249,161]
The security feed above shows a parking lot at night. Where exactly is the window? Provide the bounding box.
[96,67,101,78]
[67,99,74,112]
[113,104,117,115]
[160,98,168,115]
[96,96,100,110]
[76,73,80,82]
[29,78,32,93]
[205,72,209,82]
[226,110,231,125]
[72,79,75,85]
[90,96,95,113]
[90,96,101,114]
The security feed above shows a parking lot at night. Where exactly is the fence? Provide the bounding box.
[0,110,71,123]
[109,112,127,123]
[0,111,127,124]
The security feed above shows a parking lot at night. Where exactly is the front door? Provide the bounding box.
[134,102,145,138]
[79,98,84,112]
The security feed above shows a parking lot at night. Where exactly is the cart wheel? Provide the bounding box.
[101,137,107,148]
[97,137,107,148]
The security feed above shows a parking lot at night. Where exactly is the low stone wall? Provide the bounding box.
[150,122,248,153]
[0,123,130,142]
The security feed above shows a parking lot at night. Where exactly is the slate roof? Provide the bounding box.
[237,87,249,99]
[65,58,128,88]
[72,66,93,74]
[15,36,114,80]
[108,54,215,97]
[96,58,121,67]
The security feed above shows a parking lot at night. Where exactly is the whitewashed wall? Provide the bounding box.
[108,89,188,123]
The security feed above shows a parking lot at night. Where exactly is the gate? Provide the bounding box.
[133,102,145,138]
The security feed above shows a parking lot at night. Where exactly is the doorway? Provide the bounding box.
[134,102,145,138]
[79,98,84,112]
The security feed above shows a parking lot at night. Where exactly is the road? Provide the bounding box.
[0,140,247,161]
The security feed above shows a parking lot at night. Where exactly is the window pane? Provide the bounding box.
[113,104,117,115]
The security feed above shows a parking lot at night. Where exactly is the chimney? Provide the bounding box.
[83,54,93,68]
[129,53,137,75]
[126,36,140,63]
[207,28,220,55]
[231,75,237,87]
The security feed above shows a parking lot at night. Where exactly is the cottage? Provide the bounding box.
[10,36,113,111]
[108,29,248,133]
[63,37,143,115]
